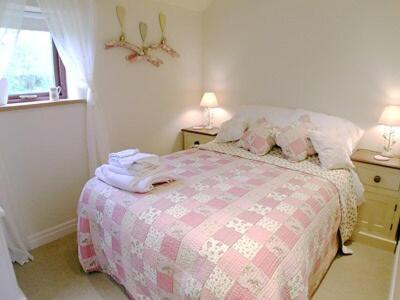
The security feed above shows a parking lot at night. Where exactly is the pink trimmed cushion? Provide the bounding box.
[275,115,316,161]
[239,118,276,156]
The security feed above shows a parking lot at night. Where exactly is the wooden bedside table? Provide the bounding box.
[181,127,218,150]
[351,149,400,251]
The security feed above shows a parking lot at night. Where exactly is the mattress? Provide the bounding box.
[78,144,359,299]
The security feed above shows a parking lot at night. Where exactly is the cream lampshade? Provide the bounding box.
[200,92,219,129]
[377,105,400,159]
[200,92,219,108]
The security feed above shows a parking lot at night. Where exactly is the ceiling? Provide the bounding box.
[154,0,215,12]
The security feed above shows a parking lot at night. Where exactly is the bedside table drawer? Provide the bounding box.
[354,162,400,191]
[183,132,215,149]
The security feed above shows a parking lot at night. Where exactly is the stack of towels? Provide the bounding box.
[95,149,176,193]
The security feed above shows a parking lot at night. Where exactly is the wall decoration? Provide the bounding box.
[105,5,179,67]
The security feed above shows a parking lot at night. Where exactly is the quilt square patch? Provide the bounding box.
[165,191,189,203]
[247,203,272,216]
[199,237,229,264]
[166,204,189,219]
[226,282,254,300]
[157,272,173,293]
[204,267,235,299]
[111,204,126,225]
[226,217,252,234]
[218,248,248,279]
[144,263,157,284]
[165,221,192,240]
[276,202,296,215]
[237,211,263,224]
[139,207,161,225]
[176,246,199,271]
[238,263,267,295]
[160,235,181,261]
[181,212,205,227]
[191,255,216,282]
[276,225,300,248]
[246,225,272,244]
[266,236,290,260]
[145,227,165,252]
[252,247,279,277]
[213,227,241,246]
[131,239,144,258]
[257,216,280,233]
[232,236,262,260]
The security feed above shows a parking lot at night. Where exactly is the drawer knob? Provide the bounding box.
[374,175,381,183]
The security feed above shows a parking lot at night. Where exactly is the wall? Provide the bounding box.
[203,0,400,152]
[95,0,203,155]
[0,103,88,248]
[3,0,203,248]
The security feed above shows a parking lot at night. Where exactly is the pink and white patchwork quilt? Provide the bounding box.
[78,144,357,299]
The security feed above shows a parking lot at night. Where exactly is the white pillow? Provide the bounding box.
[294,109,364,155]
[235,105,296,127]
[309,130,354,170]
[216,117,247,143]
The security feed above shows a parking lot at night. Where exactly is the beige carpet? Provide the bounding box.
[14,233,394,300]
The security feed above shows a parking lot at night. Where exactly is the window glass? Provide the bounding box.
[4,29,55,95]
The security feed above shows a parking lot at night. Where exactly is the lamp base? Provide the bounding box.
[204,125,214,130]
[380,151,395,158]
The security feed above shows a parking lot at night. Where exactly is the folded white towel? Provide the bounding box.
[95,164,176,193]
[107,164,159,176]
[109,149,139,159]
[109,152,160,169]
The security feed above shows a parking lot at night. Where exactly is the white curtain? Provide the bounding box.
[0,0,24,76]
[0,0,33,265]
[38,0,110,175]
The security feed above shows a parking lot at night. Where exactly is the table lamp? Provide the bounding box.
[377,105,400,159]
[200,92,219,129]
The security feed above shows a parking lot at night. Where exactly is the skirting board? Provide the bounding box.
[28,218,77,250]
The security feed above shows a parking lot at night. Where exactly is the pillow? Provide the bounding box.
[309,130,354,170]
[293,109,364,154]
[215,117,247,143]
[239,118,276,155]
[275,115,316,162]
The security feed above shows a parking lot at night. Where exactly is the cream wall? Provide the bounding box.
[0,104,88,247]
[94,0,203,155]
[203,0,400,153]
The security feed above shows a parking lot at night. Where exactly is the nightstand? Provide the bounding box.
[181,127,218,150]
[351,149,400,252]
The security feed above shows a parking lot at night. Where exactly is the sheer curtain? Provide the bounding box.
[38,0,110,175]
[0,0,24,76]
[0,0,33,265]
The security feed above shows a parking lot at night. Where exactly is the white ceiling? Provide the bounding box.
[154,0,215,12]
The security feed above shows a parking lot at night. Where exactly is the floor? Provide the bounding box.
[14,233,394,300]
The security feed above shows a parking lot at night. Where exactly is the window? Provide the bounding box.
[5,29,67,104]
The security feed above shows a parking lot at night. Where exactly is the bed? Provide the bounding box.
[77,140,360,299]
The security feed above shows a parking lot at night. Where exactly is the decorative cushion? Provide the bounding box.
[275,115,316,161]
[239,118,276,155]
[216,117,247,143]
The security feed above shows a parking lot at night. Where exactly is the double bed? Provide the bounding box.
[77,140,360,299]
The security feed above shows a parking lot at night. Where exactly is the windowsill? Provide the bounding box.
[0,99,86,112]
